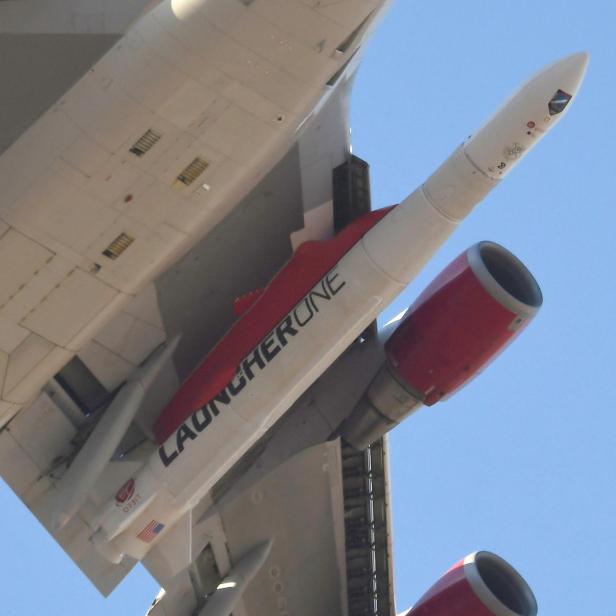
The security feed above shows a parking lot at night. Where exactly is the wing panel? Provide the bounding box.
[154,144,305,382]
[144,441,348,616]
[0,0,379,427]
[0,4,396,610]
[0,33,120,157]
[220,441,348,616]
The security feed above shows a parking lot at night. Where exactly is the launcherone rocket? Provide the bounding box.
[50,52,588,567]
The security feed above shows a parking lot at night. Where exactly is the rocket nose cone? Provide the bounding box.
[564,51,590,70]
[558,51,589,86]
[569,50,590,67]
[542,51,589,99]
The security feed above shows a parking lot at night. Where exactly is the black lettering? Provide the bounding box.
[176,424,197,453]
[159,444,179,467]
[213,389,231,406]
[260,332,281,362]
[192,407,212,432]
[210,389,230,415]
[308,281,331,311]
[294,298,314,327]
[276,315,298,347]
[326,269,346,295]
[242,348,266,380]
[228,371,247,396]
[160,270,347,465]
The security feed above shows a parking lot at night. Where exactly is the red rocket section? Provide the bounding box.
[154,206,394,444]
[233,288,264,317]
[386,250,525,406]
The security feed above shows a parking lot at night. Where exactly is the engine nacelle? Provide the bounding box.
[340,242,542,449]
[404,551,537,616]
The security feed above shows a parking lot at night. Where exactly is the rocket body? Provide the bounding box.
[91,53,588,562]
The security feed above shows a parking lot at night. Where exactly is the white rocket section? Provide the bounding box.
[96,255,398,562]
[89,53,587,564]
[52,337,179,531]
[464,52,589,180]
[365,52,588,284]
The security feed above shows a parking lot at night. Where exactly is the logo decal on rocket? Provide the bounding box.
[115,477,143,514]
[115,479,135,504]
[548,89,573,115]
[158,268,347,467]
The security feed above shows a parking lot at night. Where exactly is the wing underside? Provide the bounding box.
[143,436,394,616]
[0,14,396,613]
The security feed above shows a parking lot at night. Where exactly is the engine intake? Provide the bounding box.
[404,551,537,616]
[340,242,542,449]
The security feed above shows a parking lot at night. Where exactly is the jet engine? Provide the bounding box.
[403,551,537,616]
[340,242,542,449]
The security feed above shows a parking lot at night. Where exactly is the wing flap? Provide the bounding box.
[219,440,348,616]
[142,441,348,616]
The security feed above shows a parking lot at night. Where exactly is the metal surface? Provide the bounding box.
[340,363,423,450]
[220,441,349,616]
[342,437,394,616]
[155,144,305,382]
[52,337,179,531]
[198,541,272,616]
[333,155,372,232]
[0,0,385,418]
[0,33,120,156]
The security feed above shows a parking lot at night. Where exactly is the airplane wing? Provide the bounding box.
[0,2,396,609]
[0,2,585,616]
[76,75,361,436]
[0,79,395,614]
[143,437,394,616]
[0,0,387,424]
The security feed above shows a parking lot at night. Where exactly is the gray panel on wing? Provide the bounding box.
[154,88,355,382]
[155,146,305,381]
[0,34,120,156]
[298,83,352,213]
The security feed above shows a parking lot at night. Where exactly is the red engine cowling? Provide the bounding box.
[340,242,542,450]
[387,241,542,405]
[404,551,537,616]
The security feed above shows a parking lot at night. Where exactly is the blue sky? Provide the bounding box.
[1,1,613,614]
[353,2,615,615]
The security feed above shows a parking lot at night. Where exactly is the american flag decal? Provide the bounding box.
[137,520,165,543]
